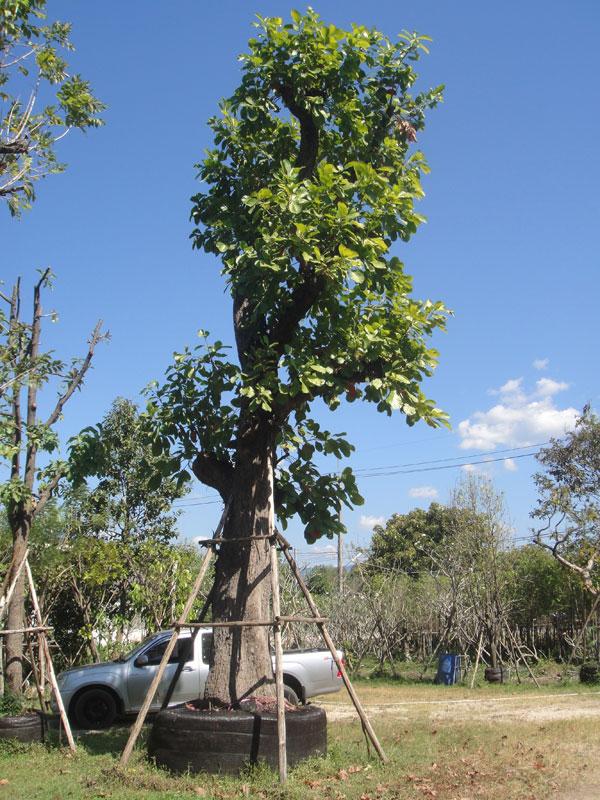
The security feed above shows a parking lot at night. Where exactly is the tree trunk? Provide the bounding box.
[203,423,275,705]
[5,522,29,693]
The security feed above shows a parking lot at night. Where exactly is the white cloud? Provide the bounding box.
[503,458,518,472]
[409,486,438,499]
[360,514,385,530]
[459,377,577,450]
[462,463,477,473]
[533,358,549,371]
[535,378,569,397]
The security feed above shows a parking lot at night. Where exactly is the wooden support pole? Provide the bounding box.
[25,559,76,753]
[195,535,276,546]
[26,634,48,714]
[276,530,388,763]
[173,616,329,629]
[469,630,484,689]
[505,623,540,688]
[270,541,287,783]
[0,548,29,621]
[119,504,229,768]
[0,626,52,635]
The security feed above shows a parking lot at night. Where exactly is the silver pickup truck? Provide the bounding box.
[55,628,343,728]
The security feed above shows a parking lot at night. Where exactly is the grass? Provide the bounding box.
[1,675,599,799]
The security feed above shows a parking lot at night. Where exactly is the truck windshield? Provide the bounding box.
[113,633,165,663]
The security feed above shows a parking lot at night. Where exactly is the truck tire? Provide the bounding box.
[72,687,117,729]
[283,684,300,706]
[148,703,327,775]
[0,712,43,743]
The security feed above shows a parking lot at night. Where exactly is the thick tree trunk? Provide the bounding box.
[203,422,276,705]
[5,522,29,694]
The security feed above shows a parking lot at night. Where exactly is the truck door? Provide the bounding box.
[127,635,200,710]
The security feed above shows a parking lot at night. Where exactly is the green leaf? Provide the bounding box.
[339,244,359,259]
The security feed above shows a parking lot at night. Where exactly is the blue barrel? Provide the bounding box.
[436,653,463,685]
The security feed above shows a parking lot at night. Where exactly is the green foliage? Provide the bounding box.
[0,0,105,214]
[68,398,186,543]
[0,690,26,716]
[501,544,583,625]
[149,9,449,544]
[532,408,600,594]
[367,502,485,577]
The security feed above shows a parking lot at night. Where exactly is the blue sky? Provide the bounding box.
[3,1,599,566]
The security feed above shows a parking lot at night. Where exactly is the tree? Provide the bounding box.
[445,475,511,668]
[0,270,105,692]
[68,398,188,645]
[532,408,600,596]
[0,0,104,214]
[147,9,448,705]
[367,503,482,577]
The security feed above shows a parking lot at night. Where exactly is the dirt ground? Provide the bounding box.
[321,689,600,724]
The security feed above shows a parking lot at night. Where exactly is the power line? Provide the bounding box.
[354,442,549,475]
[359,451,540,477]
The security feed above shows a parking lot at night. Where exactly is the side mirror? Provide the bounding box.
[134,654,149,668]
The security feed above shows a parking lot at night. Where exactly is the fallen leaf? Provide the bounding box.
[194,789,207,797]
[241,785,250,797]
[0,780,8,786]
[305,780,322,789]
[347,765,363,774]
[337,769,348,781]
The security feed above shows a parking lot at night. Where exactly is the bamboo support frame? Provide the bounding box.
[119,508,386,779]
[25,559,76,752]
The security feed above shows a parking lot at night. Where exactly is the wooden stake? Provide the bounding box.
[25,559,76,752]
[469,630,484,689]
[119,504,229,768]
[270,541,287,783]
[276,530,388,763]
[26,634,48,714]
[0,548,29,621]
[505,622,540,688]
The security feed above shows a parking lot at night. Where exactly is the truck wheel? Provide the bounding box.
[283,684,300,705]
[72,688,117,729]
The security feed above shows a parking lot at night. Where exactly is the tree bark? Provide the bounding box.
[203,419,276,705]
[5,519,29,693]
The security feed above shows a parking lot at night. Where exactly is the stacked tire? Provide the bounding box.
[148,704,327,775]
[484,666,508,684]
[580,661,600,684]
[0,712,43,743]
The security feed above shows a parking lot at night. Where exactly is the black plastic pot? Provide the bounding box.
[148,703,327,775]
[0,711,43,743]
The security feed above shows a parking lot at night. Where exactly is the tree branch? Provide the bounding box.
[273,82,319,180]
[268,256,325,355]
[192,452,234,501]
[44,320,106,428]
[33,467,66,518]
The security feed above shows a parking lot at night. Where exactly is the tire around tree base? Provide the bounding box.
[148,703,327,775]
[0,712,43,743]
